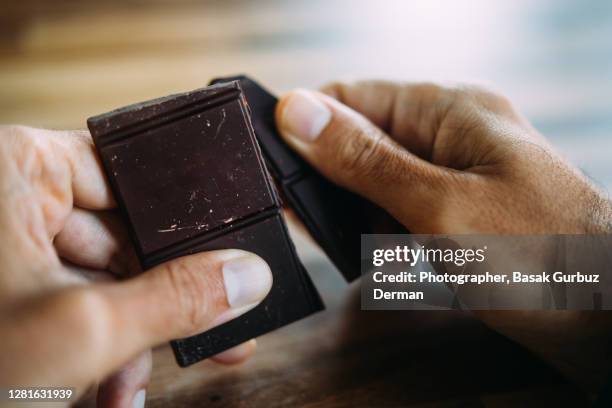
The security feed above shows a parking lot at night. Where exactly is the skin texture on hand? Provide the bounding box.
[276,82,612,235]
[275,81,612,392]
[0,126,272,407]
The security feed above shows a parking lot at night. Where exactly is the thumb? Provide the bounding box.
[106,249,272,354]
[275,89,446,224]
[0,250,272,389]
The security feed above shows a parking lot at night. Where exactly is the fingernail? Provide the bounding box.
[280,90,331,142]
[210,302,259,328]
[222,255,272,308]
[132,389,146,408]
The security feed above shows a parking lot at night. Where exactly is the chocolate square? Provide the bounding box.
[171,214,322,366]
[88,81,323,366]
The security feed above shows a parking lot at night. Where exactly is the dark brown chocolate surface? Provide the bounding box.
[88,81,323,367]
[171,214,322,365]
[210,76,405,282]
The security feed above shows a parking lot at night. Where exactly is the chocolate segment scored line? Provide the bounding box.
[90,85,241,148]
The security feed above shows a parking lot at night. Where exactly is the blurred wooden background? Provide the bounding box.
[1,0,610,406]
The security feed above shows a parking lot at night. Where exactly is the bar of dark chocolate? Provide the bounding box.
[87,81,324,367]
[210,76,405,281]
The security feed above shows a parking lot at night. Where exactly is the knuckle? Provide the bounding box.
[336,125,400,185]
[0,125,33,153]
[63,130,94,152]
[320,81,348,99]
[0,125,50,170]
[0,124,31,138]
[459,83,514,112]
[161,256,224,334]
[410,82,448,99]
[336,126,380,176]
[6,126,46,149]
[403,82,455,113]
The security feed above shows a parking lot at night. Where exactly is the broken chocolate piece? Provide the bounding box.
[87,81,324,367]
[210,76,405,281]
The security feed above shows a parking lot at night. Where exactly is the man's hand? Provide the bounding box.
[0,126,273,407]
[275,81,611,234]
[275,81,612,391]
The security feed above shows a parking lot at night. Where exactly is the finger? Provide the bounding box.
[1,250,272,388]
[320,80,401,133]
[101,249,272,370]
[211,339,257,365]
[97,350,151,408]
[275,89,448,221]
[50,129,116,210]
[322,81,462,161]
[54,208,140,277]
[60,259,116,284]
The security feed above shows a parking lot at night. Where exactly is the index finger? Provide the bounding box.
[51,129,116,210]
[321,80,400,132]
[321,80,454,161]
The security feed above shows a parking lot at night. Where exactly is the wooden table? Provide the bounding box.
[2,1,608,406]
